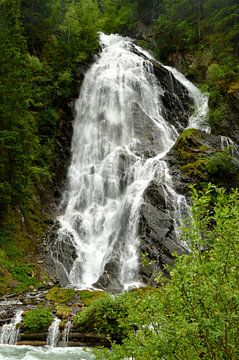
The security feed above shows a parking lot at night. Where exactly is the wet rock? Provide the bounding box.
[44,221,77,286]
[93,262,124,294]
[152,61,192,129]
[138,180,188,282]
[132,102,167,157]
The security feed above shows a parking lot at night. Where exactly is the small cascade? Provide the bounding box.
[155,159,190,241]
[61,320,72,347]
[165,66,209,132]
[47,317,61,347]
[0,309,23,345]
[220,135,239,156]
[118,157,189,289]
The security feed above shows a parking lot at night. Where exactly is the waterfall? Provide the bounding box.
[61,320,72,347]
[51,33,208,291]
[47,317,61,347]
[0,310,23,345]
[165,66,209,132]
[220,135,239,156]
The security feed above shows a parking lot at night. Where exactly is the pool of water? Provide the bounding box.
[0,345,95,360]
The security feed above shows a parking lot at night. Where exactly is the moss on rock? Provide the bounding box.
[79,290,107,306]
[180,159,208,180]
[173,128,239,188]
[45,287,76,304]
[55,304,72,319]
[174,129,209,163]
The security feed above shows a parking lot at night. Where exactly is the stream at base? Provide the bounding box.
[0,345,94,360]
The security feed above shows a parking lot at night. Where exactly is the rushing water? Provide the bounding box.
[46,317,61,347]
[61,321,72,347]
[165,66,209,132]
[51,33,209,291]
[0,346,94,360]
[220,135,239,156]
[0,310,23,345]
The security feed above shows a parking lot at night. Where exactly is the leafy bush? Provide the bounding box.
[96,185,239,359]
[23,308,53,333]
[207,63,225,85]
[204,150,239,186]
[208,104,227,127]
[74,294,131,344]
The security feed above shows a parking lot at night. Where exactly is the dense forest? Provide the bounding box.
[0,0,238,357]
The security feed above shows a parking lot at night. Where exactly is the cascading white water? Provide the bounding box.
[61,321,72,347]
[47,317,61,347]
[53,33,208,290]
[165,66,210,132]
[220,135,239,156]
[0,310,23,345]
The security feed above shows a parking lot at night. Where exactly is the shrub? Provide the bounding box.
[74,294,131,344]
[207,63,225,85]
[204,150,239,186]
[96,185,239,359]
[208,104,227,127]
[23,308,53,333]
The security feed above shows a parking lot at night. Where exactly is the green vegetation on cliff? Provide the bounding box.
[174,128,239,188]
[45,287,76,304]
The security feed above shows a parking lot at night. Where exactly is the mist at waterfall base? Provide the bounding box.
[50,33,208,292]
[0,346,93,360]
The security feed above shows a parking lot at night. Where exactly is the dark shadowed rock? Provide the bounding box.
[93,261,124,294]
[138,181,187,283]
[44,221,77,286]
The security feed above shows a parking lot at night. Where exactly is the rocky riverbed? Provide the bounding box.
[0,286,110,347]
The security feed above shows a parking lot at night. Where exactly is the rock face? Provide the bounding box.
[139,180,186,283]
[44,221,78,286]
[137,128,234,281]
[166,129,224,191]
